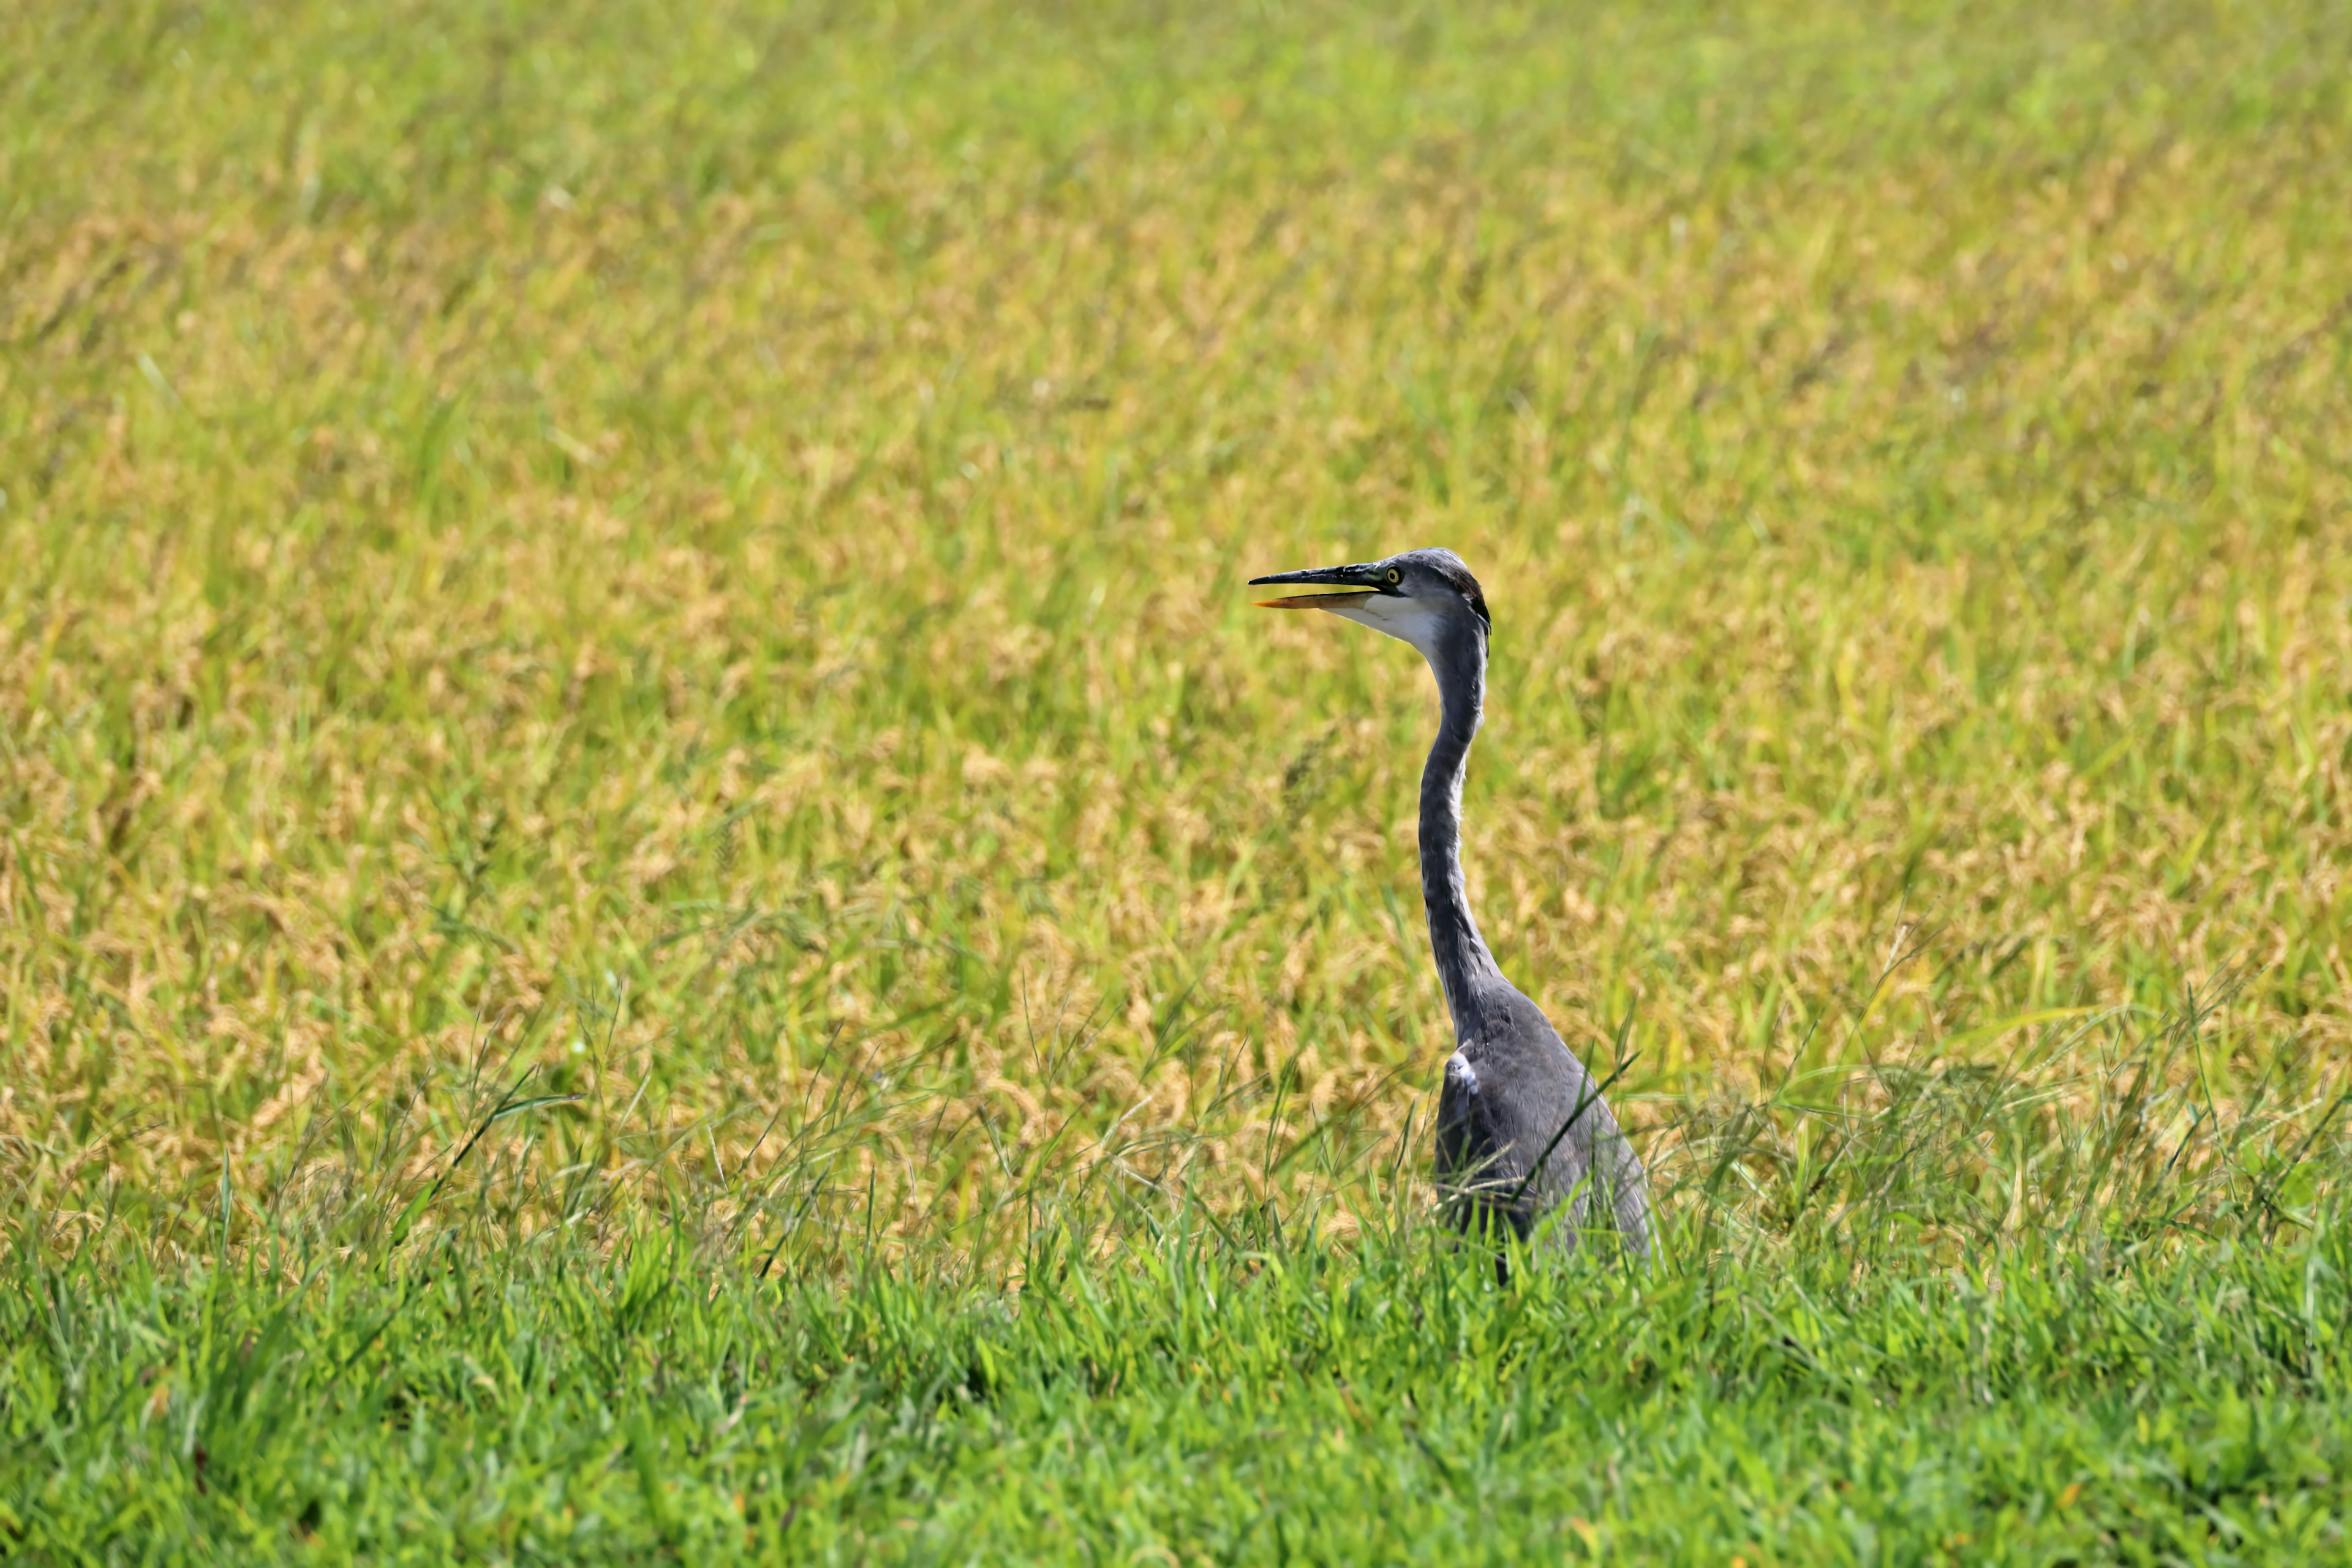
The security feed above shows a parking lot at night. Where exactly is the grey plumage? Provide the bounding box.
[1251,548,1650,1264]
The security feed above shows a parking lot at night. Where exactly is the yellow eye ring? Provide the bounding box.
[1386,568,1401,584]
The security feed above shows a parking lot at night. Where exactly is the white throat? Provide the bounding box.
[1329,594,1450,661]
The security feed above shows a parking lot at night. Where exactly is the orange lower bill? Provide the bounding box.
[1253,592,1375,609]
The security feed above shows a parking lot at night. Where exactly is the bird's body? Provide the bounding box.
[1253,548,1649,1264]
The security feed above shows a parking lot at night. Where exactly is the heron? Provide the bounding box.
[1251,548,1650,1265]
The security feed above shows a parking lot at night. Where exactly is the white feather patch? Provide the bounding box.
[1329,594,1449,659]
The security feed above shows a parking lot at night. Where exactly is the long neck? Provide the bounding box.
[1419,630,1506,1039]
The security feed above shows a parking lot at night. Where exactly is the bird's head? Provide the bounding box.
[1249,547,1490,663]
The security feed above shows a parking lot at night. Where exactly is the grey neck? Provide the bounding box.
[1419,627,1507,1039]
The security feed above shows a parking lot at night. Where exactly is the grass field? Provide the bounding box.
[6,0,2352,1559]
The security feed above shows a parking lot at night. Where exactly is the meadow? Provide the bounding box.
[4,0,2352,1559]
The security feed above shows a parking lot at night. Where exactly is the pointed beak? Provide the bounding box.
[1254,592,1374,609]
[1248,563,1379,610]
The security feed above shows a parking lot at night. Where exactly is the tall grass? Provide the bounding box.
[4,0,2351,1556]
[7,980,2350,1558]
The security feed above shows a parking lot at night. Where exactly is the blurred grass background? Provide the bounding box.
[4,0,2352,1556]
[5,0,2346,1241]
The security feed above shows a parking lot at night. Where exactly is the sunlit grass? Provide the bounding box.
[4,0,2351,1558]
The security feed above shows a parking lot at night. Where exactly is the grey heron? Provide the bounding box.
[1251,548,1650,1265]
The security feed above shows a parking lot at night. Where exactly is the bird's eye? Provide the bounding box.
[1386,568,1401,584]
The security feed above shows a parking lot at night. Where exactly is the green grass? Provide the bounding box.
[5,0,2352,1559]
[10,1201,2352,1562]
[12,986,2352,1562]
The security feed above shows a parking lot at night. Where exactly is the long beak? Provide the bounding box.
[1248,563,1379,610]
